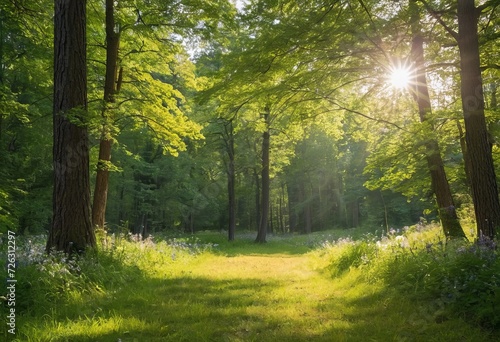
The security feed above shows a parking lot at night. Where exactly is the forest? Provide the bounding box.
[1,0,500,340]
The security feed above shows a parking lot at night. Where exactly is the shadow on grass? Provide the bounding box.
[19,270,495,342]
[17,272,323,341]
[10,232,496,342]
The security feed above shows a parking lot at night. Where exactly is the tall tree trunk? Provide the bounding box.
[269,205,274,234]
[92,0,121,229]
[409,0,465,239]
[279,184,285,233]
[457,121,472,189]
[287,181,299,233]
[256,108,270,243]
[457,0,500,239]
[48,0,95,254]
[253,167,261,230]
[226,119,236,241]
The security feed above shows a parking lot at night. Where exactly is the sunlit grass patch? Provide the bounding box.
[19,314,149,342]
[319,223,500,333]
[1,226,497,341]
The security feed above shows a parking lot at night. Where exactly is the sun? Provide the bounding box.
[389,65,413,89]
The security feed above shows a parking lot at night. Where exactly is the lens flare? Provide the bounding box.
[389,66,412,89]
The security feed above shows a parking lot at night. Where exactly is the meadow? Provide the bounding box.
[1,224,499,341]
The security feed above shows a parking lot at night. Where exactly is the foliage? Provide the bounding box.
[0,0,53,234]
[321,224,500,329]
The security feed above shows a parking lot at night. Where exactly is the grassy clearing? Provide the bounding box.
[1,226,498,341]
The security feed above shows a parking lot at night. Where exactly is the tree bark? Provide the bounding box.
[48,0,95,254]
[256,108,270,243]
[456,121,472,189]
[409,1,465,239]
[279,184,285,233]
[253,166,261,230]
[226,119,236,241]
[92,0,121,229]
[457,0,500,239]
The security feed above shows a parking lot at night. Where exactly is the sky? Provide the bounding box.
[233,0,248,12]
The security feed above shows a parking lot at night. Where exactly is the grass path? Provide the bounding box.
[193,254,338,338]
[16,237,495,342]
[173,253,355,341]
[143,251,490,342]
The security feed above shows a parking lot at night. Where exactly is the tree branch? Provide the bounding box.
[477,0,500,13]
[323,96,408,132]
[418,0,459,41]
[481,64,500,71]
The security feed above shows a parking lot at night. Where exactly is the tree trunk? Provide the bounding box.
[256,108,270,243]
[226,120,236,241]
[269,205,274,234]
[92,0,121,229]
[409,1,465,239]
[456,121,472,189]
[279,184,285,233]
[48,0,95,254]
[92,138,112,228]
[253,167,261,230]
[457,0,500,239]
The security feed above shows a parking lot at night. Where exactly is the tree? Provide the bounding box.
[215,117,238,241]
[47,0,95,253]
[255,106,270,243]
[88,0,234,231]
[409,0,465,239]
[92,0,121,229]
[457,0,500,238]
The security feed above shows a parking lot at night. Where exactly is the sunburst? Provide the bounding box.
[389,65,413,89]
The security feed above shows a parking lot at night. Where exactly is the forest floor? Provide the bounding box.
[8,231,497,341]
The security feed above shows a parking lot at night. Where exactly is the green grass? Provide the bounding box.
[1,227,497,341]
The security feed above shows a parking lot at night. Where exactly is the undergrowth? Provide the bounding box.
[319,223,500,330]
[0,225,497,341]
[0,232,217,340]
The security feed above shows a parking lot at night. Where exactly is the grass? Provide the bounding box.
[1,226,498,341]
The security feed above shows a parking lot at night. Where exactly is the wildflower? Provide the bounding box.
[395,235,409,248]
